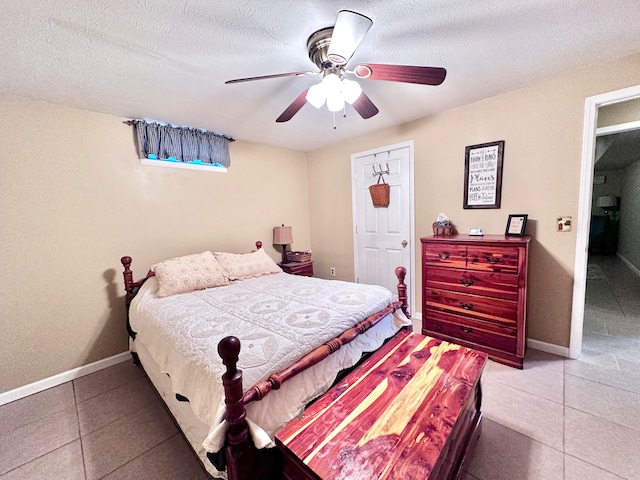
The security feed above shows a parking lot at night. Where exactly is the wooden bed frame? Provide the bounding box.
[121,241,410,480]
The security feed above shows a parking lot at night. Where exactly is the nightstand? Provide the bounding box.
[279,261,313,277]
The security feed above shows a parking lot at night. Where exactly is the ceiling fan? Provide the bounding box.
[225,10,446,123]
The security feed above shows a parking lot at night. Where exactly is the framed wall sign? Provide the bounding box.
[463,140,505,209]
[505,214,528,236]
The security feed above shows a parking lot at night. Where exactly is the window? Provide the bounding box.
[127,119,234,172]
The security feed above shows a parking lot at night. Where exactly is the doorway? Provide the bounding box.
[351,141,415,316]
[570,85,640,359]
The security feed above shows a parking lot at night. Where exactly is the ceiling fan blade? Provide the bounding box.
[354,64,447,85]
[225,70,318,84]
[327,10,373,66]
[276,89,309,123]
[351,91,379,119]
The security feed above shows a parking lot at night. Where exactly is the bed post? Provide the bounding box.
[218,336,254,480]
[395,266,410,318]
[121,256,136,309]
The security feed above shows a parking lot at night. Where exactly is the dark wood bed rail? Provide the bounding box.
[217,266,410,480]
[242,300,403,405]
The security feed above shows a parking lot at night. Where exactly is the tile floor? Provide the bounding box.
[1,254,639,479]
[463,254,640,480]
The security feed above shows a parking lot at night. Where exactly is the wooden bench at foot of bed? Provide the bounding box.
[275,329,488,480]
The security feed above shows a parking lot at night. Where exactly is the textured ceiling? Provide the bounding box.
[2,1,640,152]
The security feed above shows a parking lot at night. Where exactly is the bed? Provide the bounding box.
[121,242,411,479]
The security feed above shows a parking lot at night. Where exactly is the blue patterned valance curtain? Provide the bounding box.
[127,119,234,168]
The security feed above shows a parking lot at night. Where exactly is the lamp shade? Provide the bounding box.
[596,195,618,208]
[273,225,293,245]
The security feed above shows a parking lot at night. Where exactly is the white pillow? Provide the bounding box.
[214,248,282,280]
[152,251,229,297]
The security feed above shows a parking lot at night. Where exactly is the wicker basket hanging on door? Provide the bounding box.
[369,174,390,207]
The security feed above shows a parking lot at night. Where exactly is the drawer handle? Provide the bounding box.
[459,302,474,310]
[438,252,450,260]
[460,326,474,334]
[485,256,500,264]
[459,279,475,287]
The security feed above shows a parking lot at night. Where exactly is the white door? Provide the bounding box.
[352,142,414,312]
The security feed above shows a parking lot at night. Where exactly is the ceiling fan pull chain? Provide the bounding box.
[333,112,337,130]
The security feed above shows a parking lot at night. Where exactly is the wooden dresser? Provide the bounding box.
[420,235,531,368]
[276,329,487,480]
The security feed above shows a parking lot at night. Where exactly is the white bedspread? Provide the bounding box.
[130,272,410,452]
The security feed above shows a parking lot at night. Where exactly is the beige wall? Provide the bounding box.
[307,52,640,348]
[4,52,640,394]
[0,94,310,394]
[619,159,640,269]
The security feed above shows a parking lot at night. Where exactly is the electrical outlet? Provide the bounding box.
[330,267,336,276]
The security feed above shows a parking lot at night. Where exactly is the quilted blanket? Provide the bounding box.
[130,272,410,451]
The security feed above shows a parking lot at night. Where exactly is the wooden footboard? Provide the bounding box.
[218,266,409,480]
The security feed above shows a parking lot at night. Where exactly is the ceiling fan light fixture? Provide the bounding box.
[322,73,343,112]
[306,82,326,108]
[326,92,345,112]
[322,72,341,91]
[341,78,362,104]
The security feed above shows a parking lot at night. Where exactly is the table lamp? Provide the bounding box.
[596,195,618,215]
[273,225,293,264]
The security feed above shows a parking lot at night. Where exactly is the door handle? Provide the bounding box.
[401,240,408,248]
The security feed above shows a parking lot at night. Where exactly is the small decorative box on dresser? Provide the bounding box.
[421,234,531,369]
[275,329,488,480]
[279,261,314,276]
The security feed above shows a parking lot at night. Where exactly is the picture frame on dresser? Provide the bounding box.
[505,214,528,236]
[463,140,505,209]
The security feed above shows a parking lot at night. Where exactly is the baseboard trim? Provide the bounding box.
[0,351,131,406]
[617,252,640,279]
[527,338,570,358]
[414,312,569,358]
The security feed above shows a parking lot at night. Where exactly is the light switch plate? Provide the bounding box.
[557,216,572,232]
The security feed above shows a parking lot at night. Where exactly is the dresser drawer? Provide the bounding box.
[465,246,519,273]
[424,288,517,326]
[423,243,467,269]
[423,309,517,354]
[425,266,518,301]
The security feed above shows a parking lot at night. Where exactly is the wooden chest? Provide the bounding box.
[421,234,531,368]
[275,329,487,480]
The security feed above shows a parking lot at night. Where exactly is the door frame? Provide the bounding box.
[570,84,640,359]
[350,140,416,316]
